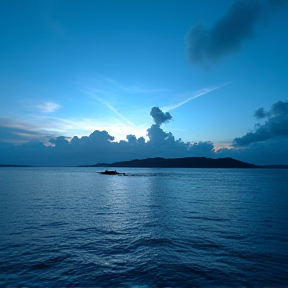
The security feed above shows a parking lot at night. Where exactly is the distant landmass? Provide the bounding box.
[0,164,31,167]
[85,157,260,168]
[1,157,288,168]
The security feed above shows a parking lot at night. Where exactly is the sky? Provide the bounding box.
[0,0,288,166]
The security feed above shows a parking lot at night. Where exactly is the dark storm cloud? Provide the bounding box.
[186,0,286,67]
[150,107,173,126]
[234,101,288,146]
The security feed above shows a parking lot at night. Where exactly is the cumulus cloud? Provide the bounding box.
[188,141,215,157]
[234,101,288,146]
[147,124,175,145]
[254,107,267,119]
[0,107,213,166]
[186,0,286,67]
[0,102,287,166]
[218,138,288,165]
[150,107,173,126]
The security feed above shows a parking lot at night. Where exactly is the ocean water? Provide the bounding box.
[0,167,288,287]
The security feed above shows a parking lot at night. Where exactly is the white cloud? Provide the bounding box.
[0,114,149,144]
[85,88,135,126]
[45,116,149,142]
[161,82,231,111]
[36,101,61,113]
[102,77,170,94]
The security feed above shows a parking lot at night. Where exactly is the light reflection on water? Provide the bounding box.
[0,167,288,287]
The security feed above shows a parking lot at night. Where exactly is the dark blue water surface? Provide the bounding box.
[0,167,288,287]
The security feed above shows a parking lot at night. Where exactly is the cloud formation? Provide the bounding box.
[36,101,61,113]
[186,0,286,67]
[234,101,288,146]
[254,107,267,119]
[150,107,173,126]
[85,87,135,126]
[0,101,287,166]
[0,116,56,144]
[162,82,231,111]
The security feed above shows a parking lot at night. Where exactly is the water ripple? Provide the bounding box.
[1,167,288,287]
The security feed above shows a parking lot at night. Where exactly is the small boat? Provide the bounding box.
[98,170,126,176]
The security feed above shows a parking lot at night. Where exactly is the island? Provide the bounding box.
[84,157,259,168]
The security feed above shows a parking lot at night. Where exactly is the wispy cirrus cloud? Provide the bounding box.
[162,82,231,111]
[36,101,61,113]
[48,116,148,141]
[84,87,135,126]
[4,77,231,145]
[0,116,57,144]
[103,77,170,94]
[0,112,148,145]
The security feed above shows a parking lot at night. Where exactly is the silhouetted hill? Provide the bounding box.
[0,164,31,167]
[90,157,258,168]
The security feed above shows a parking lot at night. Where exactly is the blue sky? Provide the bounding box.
[1,0,288,166]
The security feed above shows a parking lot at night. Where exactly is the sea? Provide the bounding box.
[0,167,288,287]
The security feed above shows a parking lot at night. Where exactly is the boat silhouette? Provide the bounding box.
[98,170,126,176]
